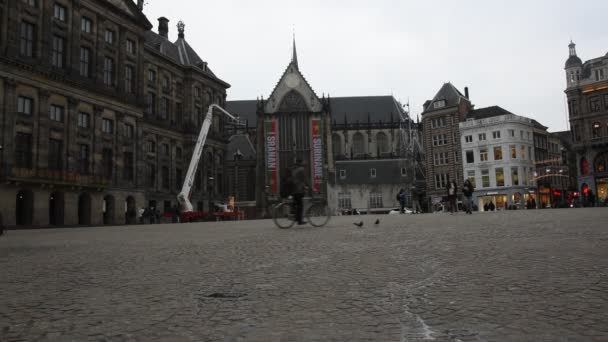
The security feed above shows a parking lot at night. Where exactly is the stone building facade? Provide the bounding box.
[564,41,608,206]
[0,0,229,227]
[421,83,472,211]
[459,108,537,211]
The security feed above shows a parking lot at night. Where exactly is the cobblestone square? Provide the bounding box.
[1,209,607,341]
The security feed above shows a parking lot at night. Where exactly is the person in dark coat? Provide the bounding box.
[291,159,310,225]
[463,179,474,214]
[398,189,406,214]
[446,178,458,214]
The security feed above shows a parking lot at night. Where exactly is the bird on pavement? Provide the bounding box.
[353,221,364,228]
[374,219,380,225]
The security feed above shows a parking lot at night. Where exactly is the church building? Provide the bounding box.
[226,40,423,217]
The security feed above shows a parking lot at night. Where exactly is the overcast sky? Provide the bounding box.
[143,0,607,132]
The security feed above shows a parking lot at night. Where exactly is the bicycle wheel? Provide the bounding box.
[272,202,296,229]
[306,203,331,227]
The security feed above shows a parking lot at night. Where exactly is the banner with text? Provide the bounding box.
[265,120,279,194]
[311,118,323,193]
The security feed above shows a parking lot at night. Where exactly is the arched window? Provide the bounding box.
[353,132,365,156]
[581,157,589,176]
[595,153,607,173]
[332,134,342,157]
[376,132,389,154]
[592,122,602,138]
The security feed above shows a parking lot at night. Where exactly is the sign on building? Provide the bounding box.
[265,120,279,194]
[311,118,323,193]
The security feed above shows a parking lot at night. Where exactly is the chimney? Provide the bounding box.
[158,17,169,39]
[137,0,144,10]
[464,87,469,99]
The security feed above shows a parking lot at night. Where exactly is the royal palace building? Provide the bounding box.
[0,0,230,227]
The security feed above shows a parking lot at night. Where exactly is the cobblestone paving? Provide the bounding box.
[1,209,608,342]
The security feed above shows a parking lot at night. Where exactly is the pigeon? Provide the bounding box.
[353,221,364,228]
[374,219,380,225]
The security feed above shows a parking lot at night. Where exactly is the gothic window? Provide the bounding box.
[376,132,389,154]
[590,97,600,112]
[80,47,91,78]
[332,134,342,157]
[278,90,308,112]
[20,21,35,57]
[592,122,602,138]
[353,132,365,156]
[595,153,607,173]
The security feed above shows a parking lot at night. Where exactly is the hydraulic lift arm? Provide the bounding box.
[177,104,239,213]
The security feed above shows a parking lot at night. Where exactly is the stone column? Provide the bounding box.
[1,78,17,176]
[36,89,51,171]
[66,98,78,173]
[32,188,49,226]
[64,191,78,226]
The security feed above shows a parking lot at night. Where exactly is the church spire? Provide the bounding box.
[292,33,299,70]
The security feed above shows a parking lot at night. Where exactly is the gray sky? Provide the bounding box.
[143,0,607,132]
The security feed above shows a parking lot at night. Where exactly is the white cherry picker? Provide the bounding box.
[177,104,241,221]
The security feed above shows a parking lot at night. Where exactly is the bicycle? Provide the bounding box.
[272,194,331,229]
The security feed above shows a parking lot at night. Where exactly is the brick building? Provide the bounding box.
[421,83,472,211]
[0,0,230,227]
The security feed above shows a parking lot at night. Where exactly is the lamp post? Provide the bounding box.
[208,176,214,214]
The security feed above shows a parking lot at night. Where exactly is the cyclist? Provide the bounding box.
[291,159,310,225]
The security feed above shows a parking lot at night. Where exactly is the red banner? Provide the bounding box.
[311,118,323,193]
[265,120,279,194]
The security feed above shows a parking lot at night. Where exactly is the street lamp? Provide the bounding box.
[208,176,214,213]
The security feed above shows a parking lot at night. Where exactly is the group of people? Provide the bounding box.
[445,177,475,215]
[138,207,165,224]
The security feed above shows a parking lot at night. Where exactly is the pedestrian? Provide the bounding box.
[291,159,310,225]
[489,201,496,212]
[411,185,422,214]
[531,197,536,209]
[138,207,145,224]
[589,190,596,207]
[397,188,406,214]
[446,178,458,214]
[149,207,155,224]
[484,203,489,212]
[155,209,161,224]
[463,179,474,214]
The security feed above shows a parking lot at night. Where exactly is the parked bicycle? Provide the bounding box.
[272,195,331,229]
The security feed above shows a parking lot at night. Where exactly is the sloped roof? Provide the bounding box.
[143,31,226,86]
[144,31,180,63]
[225,100,257,128]
[226,95,407,128]
[104,0,152,29]
[423,83,467,113]
[227,134,256,160]
[466,106,513,120]
[175,38,217,77]
[330,96,406,123]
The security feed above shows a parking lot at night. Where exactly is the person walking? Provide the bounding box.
[446,178,458,214]
[463,178,475,214]
[138,207,145,224]
[398,189,406,214]
[411,185,423,214]
[291,159,310,225]
[589,190,596,207]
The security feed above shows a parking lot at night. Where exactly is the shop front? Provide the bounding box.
[538,185,551,209]
[596,177,608,206]
[478,192,507,212]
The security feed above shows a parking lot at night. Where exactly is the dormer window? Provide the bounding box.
[433,100,446,109]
